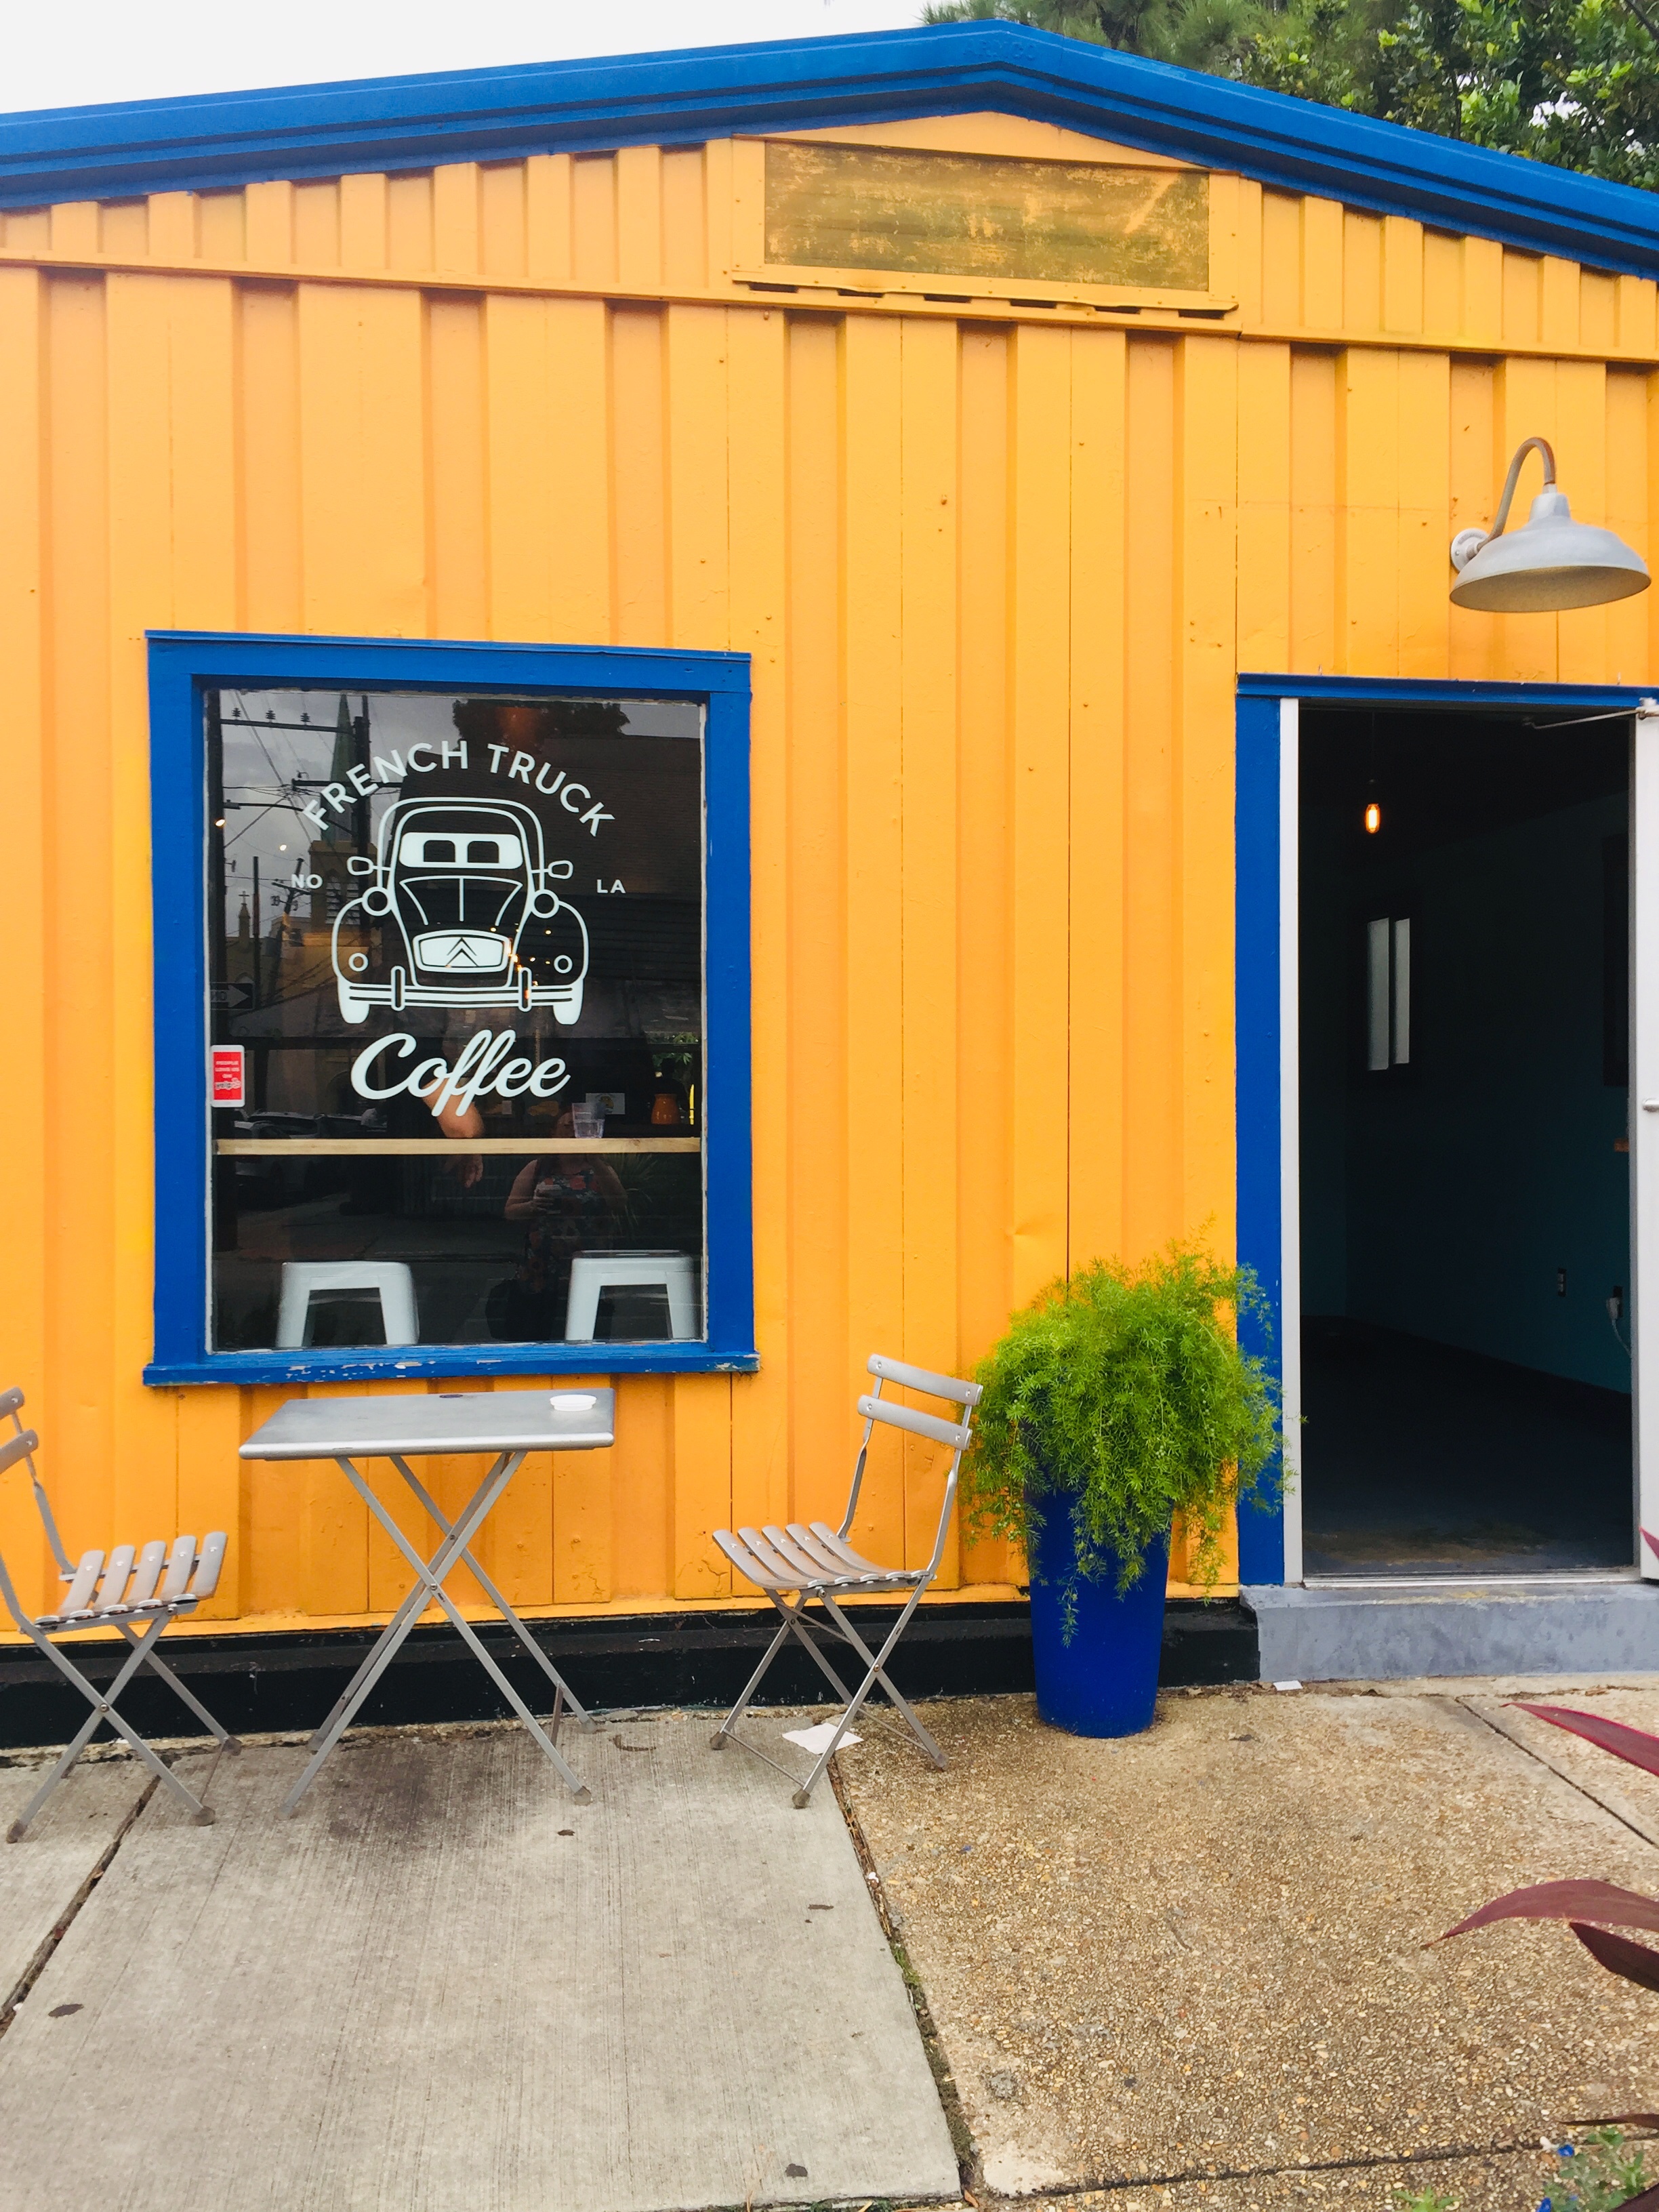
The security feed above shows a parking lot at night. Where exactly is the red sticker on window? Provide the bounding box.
[211,1045,245,1108]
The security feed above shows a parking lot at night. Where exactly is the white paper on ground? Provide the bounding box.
[781,1721,862,1755]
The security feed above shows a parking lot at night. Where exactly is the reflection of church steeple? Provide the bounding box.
[321,694,356,847]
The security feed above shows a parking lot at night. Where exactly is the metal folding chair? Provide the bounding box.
[0,1387,241,1840]
[710,1353,981,1806]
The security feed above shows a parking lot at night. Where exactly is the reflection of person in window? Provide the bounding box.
[377,1019,487,1187]
[502,1109,625,1330]
[432,1095,484,1187]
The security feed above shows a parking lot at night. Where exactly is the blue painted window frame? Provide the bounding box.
[145,629,756,1386]
[1235,671,1652,1584]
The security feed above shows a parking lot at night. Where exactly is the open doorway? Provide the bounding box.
[1298,706,1634,1578]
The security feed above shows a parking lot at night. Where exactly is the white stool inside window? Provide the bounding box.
[276,1261,419,1348]
[564,1251,697,1342]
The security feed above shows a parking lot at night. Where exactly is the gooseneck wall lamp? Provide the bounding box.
[1449,436,1650,611]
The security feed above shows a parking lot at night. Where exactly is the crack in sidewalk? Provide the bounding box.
[1457,1695,1659,1850]
[831,1755,982,2200]
[963,2131,1631,2206]
[0,1771,158,2042]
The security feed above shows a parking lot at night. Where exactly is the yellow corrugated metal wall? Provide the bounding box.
[0,114,1654,1634]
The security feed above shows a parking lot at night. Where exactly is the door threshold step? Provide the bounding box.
[1243,1578,1659,1682]
[1305,1570,1643,1590]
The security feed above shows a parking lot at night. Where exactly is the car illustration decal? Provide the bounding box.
[331,796,590,1025]
[412,930,512,971]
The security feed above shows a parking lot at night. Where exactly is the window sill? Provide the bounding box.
[145,1343,759,1387]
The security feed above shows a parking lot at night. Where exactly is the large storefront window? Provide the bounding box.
[207,686,706,1352]
[146,635,752,1385]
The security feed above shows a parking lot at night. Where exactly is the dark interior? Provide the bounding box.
[1298,707,1633,1578]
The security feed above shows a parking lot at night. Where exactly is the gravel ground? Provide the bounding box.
[898,2144,1573,2211]
[832,1685,1659,2204]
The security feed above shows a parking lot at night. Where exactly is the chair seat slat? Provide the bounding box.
[781,1523,853,1578]
[191,1531,228,1601]
[717,1526,797,1587]
[92,1545,136,1613]
[127,1540,167,1606]
[784,1523,907,1584]
[804,1522,901,1578]
[159,1534,197,1603]
[60,1550,104,1614]
[760,1523,831,1582]
[738,1525,813,1584]
[713,1528,785,1586]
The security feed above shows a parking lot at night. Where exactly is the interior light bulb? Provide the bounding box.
[1364,800,1381,835]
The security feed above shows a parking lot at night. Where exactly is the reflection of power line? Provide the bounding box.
[223,710,335,735]
[224,696,333,827]
[246,722,289,795]
[222,699,295,794]
[224,800,289,848]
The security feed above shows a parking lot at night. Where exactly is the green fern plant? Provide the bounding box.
[960,1245,1281,1623]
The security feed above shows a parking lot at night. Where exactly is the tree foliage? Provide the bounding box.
[918,0,1659,188]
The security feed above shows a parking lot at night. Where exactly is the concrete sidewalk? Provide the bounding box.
[12,1677,1659,2212]
[0,1715,958,2212]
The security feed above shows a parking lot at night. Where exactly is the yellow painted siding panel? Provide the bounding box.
[1067,324,1130,1272]
[0,125,1656,1635]
[0,266,49,1616]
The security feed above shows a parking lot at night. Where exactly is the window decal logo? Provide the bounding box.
[331,796,590,1025]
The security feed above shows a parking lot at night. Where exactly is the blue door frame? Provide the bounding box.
[1234,672,1654,1586]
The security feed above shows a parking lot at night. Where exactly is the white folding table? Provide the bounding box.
[239,1387,615,1815]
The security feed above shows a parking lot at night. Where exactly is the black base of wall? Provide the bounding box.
[0,1597,1258,1750]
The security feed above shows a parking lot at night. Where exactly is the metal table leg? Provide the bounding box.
[279,1450,590,1814]
[387,1455,597,1732]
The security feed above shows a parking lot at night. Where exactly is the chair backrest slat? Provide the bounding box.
[0,1428,40,1479]
[867,1354,982,1408]
[856,1394,972,1453]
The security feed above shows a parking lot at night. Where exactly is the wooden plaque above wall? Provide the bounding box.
[762,140,1210,293]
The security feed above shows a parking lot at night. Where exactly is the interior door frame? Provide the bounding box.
[1236,673,1659,1589]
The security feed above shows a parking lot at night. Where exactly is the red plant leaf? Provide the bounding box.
[1442,1879,1659,1942]
[1643,1525,1659,1564]
[1514,1702,1659,1780]
[1572,1921,1659,1992]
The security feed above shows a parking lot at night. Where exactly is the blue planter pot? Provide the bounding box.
[1028,1502,1170,1737]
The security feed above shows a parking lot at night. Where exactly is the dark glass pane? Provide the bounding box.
[207,689,705,1349]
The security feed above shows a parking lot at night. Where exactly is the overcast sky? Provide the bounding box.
[0,1,926,115]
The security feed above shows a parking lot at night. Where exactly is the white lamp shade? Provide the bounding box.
[1450,487,1650,612]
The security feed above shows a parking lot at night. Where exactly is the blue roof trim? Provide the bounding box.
[3,24,1658,282]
